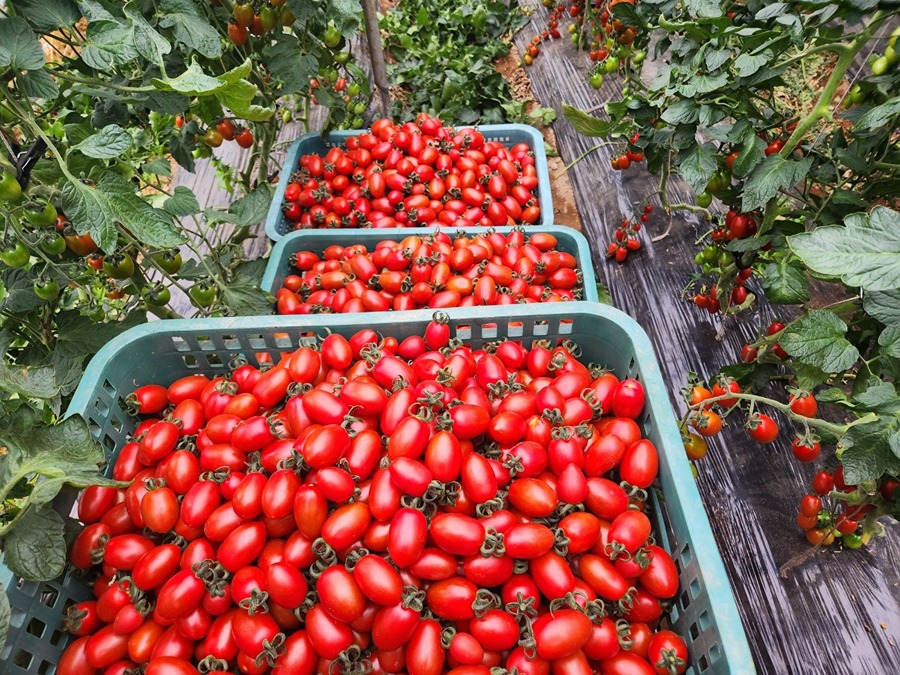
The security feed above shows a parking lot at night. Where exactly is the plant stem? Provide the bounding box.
[51,71,155,94]
[780,11,889,157]
[684,391,877,437]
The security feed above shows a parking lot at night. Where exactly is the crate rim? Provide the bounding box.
[263,122,554,241]
[259,224,598,300]
[65,302,755,671]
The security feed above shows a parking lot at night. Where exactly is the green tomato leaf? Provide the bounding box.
[854,96,900,131]
[755,3,788,20]
[2,506,66,582]
[684,0,722,18]
[788,206,900,292]
[206,183,272,228]
[1,268,45,313]
[779,310,860,373]
[661,99,700,125]
[9,0,80,31]
[0,362,60,399]
[80,19,138,72]
[124,2,171,64]
[878,325,900,359]
[679,142,718,194]
[221,274,275,317]
[19,68,59,100]
[153,60,227,96]
[61,172,186,253]
[73,124,133,159]
[841,379,900,484]
[725,235,771,252]
[562,105,612,138]
[158,0,222,58]
[0,17,45,71]
[596,283,612,305]
[141,158,173,177]
[864,289,900,327]
[794,364,828,391]
[741,154,812,211]
[164,186,201,216]
[731,134,766,179]
[0,586,10,652]
[761,258,809,304]
[53,310,146,373]
[215,80,275,122]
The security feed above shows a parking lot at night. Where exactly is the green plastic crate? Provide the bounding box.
[264,123,554,241]
[260,225,598,302]
[1,304,755,674]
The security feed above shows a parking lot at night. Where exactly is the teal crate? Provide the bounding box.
[264,123,554,241]
[260,225,598,302]
[1,304,755,674]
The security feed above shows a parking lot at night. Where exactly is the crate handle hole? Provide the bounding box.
[680,590,691,611]
[689,620,699,640]
[698,609,711,631]
[182,354,199,369]
[708,642,721,663]
[173,336,189,352]
[482,323,498,339]
[274,332,293,348]
[508,322,524,337]
[690,578,701,599]
[559,319,573,334]
[26,617,45,637]
[680,542,693,567]
[206,353,224,368]
[39,585,59,607]
[456,325,472,340]
[698,653,709,671]
[38,660,53,675]
[49,629,65,646]
[197,338,215,351]
[13,649,33,668]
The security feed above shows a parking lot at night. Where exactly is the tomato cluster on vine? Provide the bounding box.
[280,115,543,231]
[606,206,650,264]
[61,317,690,675]
[200,119,255,149]
[274,230,583,315]
[227,1,294,46]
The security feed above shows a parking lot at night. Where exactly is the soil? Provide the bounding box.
[494,46,584,233]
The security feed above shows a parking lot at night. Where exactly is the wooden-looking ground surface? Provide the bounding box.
[171,5,900,672]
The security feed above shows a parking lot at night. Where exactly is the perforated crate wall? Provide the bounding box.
[1,304,754,673]
[264,124,554,240]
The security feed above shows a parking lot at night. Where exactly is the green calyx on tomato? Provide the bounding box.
[33,277,60,301]
[0,241,30,267]
[23,200,58,227]
[103,253,135,280]
[0,170,23,202]
[154,249,183,274]
[190,281,217,307]
[142,283,172,307]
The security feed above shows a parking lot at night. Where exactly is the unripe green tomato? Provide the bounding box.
[622,86,632,96]
[890,25,900,48]
[696,192,713,208]
[632,50,646,65]
[334,51,351,65]
[0,241,30,267]
[41,232,67,256]
[323,22,342,49]
[701,263,713,274]
[605,57,620,73]
[142,283,171,307]
[352,102,367,115]
[590,72,604,89]
[884,45,897,64]
[702,245,719,264]
[23,200,58,227]
[323,68,339,85]
[571,33,580,46]
[718,250,735,267]
[0,170,22,202]
[193,145,213,159]
[842,532,863,549]
[347,83,361,98]
[33,277,59,301]
[282,109,292,124]
[871,56,890,76]
[694,252,705,266]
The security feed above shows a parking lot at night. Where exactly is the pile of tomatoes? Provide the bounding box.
[274,230,583,315]
[280,115,543,231]
[61,317,688,674]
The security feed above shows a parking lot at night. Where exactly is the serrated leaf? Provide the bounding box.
[73,124,133,159]
[53,310,146,367]
[761,258,809,304]
[164,186,200,216]
[1,268,46,313]
[153,60,226,96]
[795,364,828,390]
[216,80,275,122]
[756,3,788,19]
[788,206,900,292]
[141,158,172,177]
[864,290,900,326]
[0,17,45,71]
[124,2,171,64]
[726,235,771,252]
[562,105,612,138]
[221,272,274,316]
[731,134,765,179]
[18,69,59,100]
[158,0,222,58]
[661,99,699,125]
[596,283,612,305]
[206,183,271,228]
[855,96,900,131]
[0,586,9,652]
[705,48,731,71]
[679,142,718,193]
[10,0,79,31]
[81,19,137,72]
[879,325,900,359]
[733,49,772,78]
[741,154,812,211]
[779,310,860,373]
[3,507,66,581]
[841,379,900,483]
[0,362,59,399]
[61,172,186,253]
[684,0,722,18]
